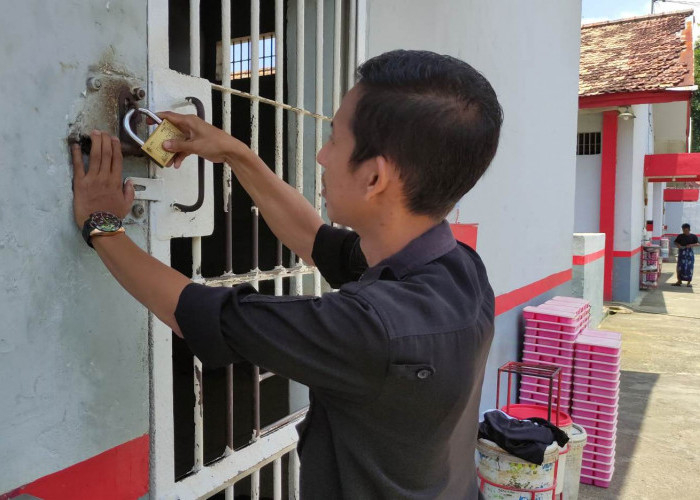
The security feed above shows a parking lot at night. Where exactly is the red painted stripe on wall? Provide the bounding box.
[573,249,605,265]
[450,223,478,249]
[612,247,642,258]
[495,269,572,316]
[1,434,148,500]
[1,266,573,498]
[600,111,618,302]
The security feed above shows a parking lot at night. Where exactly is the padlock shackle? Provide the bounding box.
[123,108,162,147]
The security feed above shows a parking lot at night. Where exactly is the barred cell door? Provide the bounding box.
[146,0,362,498]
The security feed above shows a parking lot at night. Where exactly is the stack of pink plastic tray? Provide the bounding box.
[572,329,621,488]
[519,297,591,413]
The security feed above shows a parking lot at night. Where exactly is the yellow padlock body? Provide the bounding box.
[141,119,186,168]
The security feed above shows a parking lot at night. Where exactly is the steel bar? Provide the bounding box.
[273,458,282,500]
[189,0,205,474]
[203,266,316,287]
[274,0,285,297]
[221,3,234,499]
[293,0,305,296]
[211,84,331,121]
[313,0,324,296]
[333,0,342,113]
[347,0,356,91]
[222,0,233,213]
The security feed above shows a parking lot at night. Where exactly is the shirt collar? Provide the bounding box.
[361,220,457,281]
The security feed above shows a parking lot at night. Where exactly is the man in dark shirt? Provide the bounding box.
[70,50,503,498]
[673,223,699,287]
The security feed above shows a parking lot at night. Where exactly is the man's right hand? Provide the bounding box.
[154,111,248,168]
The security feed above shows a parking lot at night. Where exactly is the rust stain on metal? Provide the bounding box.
[195,363,203,417]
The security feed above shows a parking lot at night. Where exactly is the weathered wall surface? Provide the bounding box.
[572,233,605,326]
[0,1,150,492]
[364,0,582,411]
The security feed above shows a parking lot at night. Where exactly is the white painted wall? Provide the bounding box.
[0,1,150,492]
[652,182,666,237]
[575,112,603,233]
[363,0,582,413]
[667,201,700,234]
[653,100,688,153]
[364,0,581,295]
[614,105,650,251]
[575,155,602,233]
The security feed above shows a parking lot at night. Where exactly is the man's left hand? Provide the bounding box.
[71,130,135,229]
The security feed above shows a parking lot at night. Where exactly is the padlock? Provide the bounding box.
[123,108,185,168]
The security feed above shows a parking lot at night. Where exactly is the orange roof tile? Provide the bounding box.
[580,10,694,97]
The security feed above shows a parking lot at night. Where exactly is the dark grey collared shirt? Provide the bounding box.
[176,221,494,499]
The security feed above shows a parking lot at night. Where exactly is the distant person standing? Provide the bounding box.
[673,223,699,287]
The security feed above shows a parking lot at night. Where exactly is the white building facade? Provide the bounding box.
[0,0,582,497]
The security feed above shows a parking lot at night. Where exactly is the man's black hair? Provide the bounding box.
[351,50,503,219]
[682,223,691,230]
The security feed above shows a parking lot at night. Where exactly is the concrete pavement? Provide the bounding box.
[578,269,700,499]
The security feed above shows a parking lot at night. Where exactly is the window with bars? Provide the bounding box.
[160,0,357,497]
[231,33,276,79]
[577,132,601,155]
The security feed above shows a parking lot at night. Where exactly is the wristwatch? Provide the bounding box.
[81,211,125,248]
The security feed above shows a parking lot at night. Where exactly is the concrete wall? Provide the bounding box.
[0,1,150,494]
[611,104,650,303]
[575,155,602,233]
[653,101,688,154]
[574,113,602,234]
[651,181,666,237]
[572,233,605,326]
[364,0,582,411]
[666,201,700,235]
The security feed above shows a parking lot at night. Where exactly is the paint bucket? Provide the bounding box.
[563,423,587,499]
[501,403,572,496]
[476,438,559,500]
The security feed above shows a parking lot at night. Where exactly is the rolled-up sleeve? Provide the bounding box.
[175,282,388,400]
[312,224,368,288]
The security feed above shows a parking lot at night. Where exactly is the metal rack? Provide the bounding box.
[497,361,563,426]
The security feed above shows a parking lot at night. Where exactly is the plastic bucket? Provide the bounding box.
[563,423,587,499]
[476,438,559,499]
[500,404,572,495]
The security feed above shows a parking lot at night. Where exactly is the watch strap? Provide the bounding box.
[82,218,95,248]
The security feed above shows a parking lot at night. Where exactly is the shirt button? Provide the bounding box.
[416,368,434,379]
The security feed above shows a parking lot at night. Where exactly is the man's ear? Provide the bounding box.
[365,155,393,200]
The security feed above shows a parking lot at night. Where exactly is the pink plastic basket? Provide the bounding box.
[573,371,620,385]
[519,393,571,408]
[574,350,621,363]
[572,408,618,423]
[573,358,621,371]
[571,413,617,432]
[587,434,616,446]
[521,382,572,398]
[571,399,617,413]
[583,441,616,456]
[575,334,622,355]
[579,329,622,341]
[572,367,620,382]
[525,325,580,339]
[523,341,575,357]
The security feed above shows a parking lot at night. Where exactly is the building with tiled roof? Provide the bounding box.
[574,10,698,305]
[580,10,694,106]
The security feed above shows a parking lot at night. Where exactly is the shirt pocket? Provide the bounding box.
[388,363,436,381]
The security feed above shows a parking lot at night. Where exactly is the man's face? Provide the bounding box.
[683,227,691,235]
[316,86,368,226]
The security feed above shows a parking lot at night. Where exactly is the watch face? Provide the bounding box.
[89,211,122,232]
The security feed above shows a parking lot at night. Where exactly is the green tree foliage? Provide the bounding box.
[691,39,700,152]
